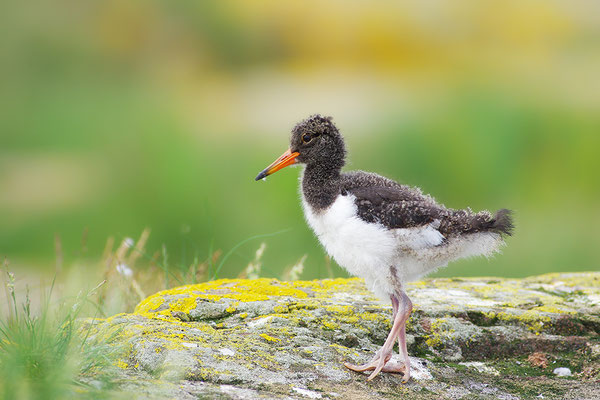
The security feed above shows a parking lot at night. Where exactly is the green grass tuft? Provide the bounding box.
[0,269,121,400]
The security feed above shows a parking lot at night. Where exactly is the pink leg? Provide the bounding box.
[344,295,399,368]
[396,294,412,382]
[345,292,413,382]
[391,294,399,321]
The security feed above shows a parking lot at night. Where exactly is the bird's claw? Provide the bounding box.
[344,353,408,381]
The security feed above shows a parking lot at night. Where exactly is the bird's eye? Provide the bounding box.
[302,133,312,143]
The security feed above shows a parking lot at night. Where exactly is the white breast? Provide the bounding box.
[301,194,397,297]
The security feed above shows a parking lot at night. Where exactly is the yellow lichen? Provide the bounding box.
[533,305,575,314]
[131,278,367,325]
[225,303,238,313]
[425,318,455,347]
[259,333,280,342]
[484,310,552,334]
[135,295,166,315]
[355,311,387,322]
[321,320,340,330]
[144,279,311,304]
[325,305,353,315]
[329,343,358,357]
[169,297,198,314]
[272,305,289,313]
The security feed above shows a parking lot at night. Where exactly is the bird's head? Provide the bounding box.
[255,114,346,181]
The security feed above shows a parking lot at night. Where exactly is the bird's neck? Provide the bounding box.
[301,163,342,212]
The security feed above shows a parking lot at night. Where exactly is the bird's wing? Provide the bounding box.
[340,171,509,246]
[343,184,448,249]
[345,185,447,228]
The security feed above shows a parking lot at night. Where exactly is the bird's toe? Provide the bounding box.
[344,361,376,372]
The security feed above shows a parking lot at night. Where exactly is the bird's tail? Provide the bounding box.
[441,208,514,237]
[490,208,514,236]
[451,208,514,236]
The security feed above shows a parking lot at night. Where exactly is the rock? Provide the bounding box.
[82,273,600,399]
[553,367,572,377]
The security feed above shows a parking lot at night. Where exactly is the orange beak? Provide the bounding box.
[255,149,300,181]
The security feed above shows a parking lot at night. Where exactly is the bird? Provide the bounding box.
[254,114,513,383]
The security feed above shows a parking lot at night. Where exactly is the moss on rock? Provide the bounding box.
[82,273,600,399]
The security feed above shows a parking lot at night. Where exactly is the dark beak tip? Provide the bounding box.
[255,171,267,181]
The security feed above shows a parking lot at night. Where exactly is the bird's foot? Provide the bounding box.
[345,291,413,383]
[344,352,409,382]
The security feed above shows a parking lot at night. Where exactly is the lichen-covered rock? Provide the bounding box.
[82,273,600,399]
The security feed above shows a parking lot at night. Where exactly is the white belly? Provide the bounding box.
[301,194,397,297]
[301,193,504,300]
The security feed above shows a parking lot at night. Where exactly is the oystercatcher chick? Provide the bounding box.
[255,115,513,383]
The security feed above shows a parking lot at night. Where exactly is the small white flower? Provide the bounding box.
[116,263,133,278]
[124,238,135,248]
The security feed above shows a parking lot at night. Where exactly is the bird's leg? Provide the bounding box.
[343,294,399,369]
[367,292,412,381]
[343,295,400,368]
[396,292,412,382]
[344,291,413,382]
[391,293,399,320]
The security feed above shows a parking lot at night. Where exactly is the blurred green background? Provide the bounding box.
[1,0,599,281]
